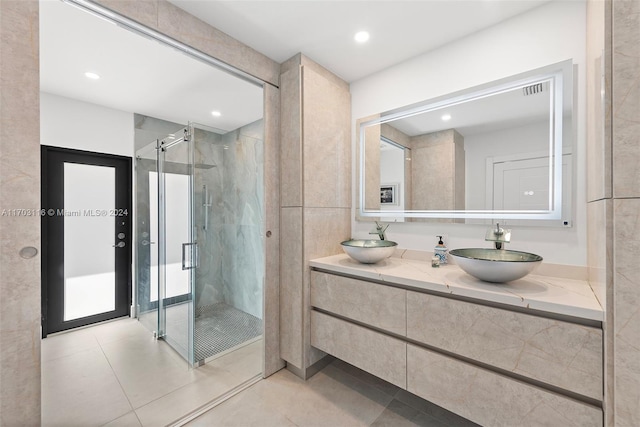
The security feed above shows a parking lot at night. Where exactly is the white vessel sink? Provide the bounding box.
[341,239,398,264]
[449,248,543,283]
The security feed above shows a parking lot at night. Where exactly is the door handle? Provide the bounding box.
[181,242,198,270]
[141,240,156,246]
[112,241,126,248]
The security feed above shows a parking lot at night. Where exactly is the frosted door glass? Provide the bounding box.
[149,171,159,302]
[165,173,190,298]
[149,171,190,299]
[63,163,116,321]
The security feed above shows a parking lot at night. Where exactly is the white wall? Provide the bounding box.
[465,120,549,210]
[40,92,133,156]
[350,0,587,266]
[41,91,136,312]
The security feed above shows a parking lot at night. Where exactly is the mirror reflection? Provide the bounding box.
[359,60,573,224]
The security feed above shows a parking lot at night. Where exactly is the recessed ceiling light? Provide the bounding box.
[441,114,452,121]
[84,72,100,80]
[211,111,221,117]
[354,31,370,43]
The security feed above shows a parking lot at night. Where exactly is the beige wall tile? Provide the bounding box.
[311,312,407,388]
[302,208,351,264]
[94,0,159,29]
[407,292,603,400]
[612,116,640,197]
[587,199,611,309]
[280,66,303,207]
[302,66,351,209]
[410,129,463,211]
[381,124,410,148]
[156,2,279,86]
[0,1,41,425]
[364,124,381,211]
[311,271,407,336]
[279,207,303,369]
[300,55,349,93]
[263,85,285,376]
[280,53,302,75]
[613,198,640,425]
[278,54,352,373]
[608,3,640,424]
[94,1,280,86]
[407,345,602,427]
[303,207,350,367]
[586,0,612,201]
[612,0,640,198]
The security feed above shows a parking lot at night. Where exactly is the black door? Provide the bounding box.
[42,146,132,336]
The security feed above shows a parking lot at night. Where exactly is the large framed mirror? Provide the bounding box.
[358,60,573,225]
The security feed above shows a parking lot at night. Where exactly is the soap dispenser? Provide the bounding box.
[435,235,448,264]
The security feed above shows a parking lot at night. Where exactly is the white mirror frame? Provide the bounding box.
[358,66,567,220]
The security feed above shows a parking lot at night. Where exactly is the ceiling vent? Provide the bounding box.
[522,81,549,96]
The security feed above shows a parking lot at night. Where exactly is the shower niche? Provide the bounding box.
[135,119,265,367]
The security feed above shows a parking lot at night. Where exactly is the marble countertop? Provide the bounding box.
[310,254,603,322]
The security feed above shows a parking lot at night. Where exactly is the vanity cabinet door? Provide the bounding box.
[407,344,602,427]
[406,291,603,400]
[311,271,406,335]
[311,311,407,388]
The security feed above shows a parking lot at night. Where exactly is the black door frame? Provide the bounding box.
[41,145,132,337]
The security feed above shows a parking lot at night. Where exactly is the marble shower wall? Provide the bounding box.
[194,121,264,320]
[193,128,225,311]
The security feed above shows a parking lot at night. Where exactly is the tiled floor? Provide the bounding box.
[41,317,262,427]
[186,359,478,427]
[42,317,476,427]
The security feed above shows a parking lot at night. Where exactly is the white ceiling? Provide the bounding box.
[389,83,550,137]
[39,0,263,132]
[40,0,553,131]
[168,0,552,83]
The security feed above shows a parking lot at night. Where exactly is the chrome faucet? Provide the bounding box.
[485,222,511,250]
[370,221,390,240]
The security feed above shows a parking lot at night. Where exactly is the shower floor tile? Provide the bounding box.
[194,303,263,362]
[138,302,263,364]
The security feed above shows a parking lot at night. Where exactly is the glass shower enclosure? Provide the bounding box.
[135,121,264,367]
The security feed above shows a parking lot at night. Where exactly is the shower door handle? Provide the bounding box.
[182,242,198,270]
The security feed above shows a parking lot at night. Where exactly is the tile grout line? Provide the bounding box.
[324,362,395,425]
[96,330,203,424]
[93,330,143,427]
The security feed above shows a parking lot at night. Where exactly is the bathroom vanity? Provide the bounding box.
[309,253,603,426]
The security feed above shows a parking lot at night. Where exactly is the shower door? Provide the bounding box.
[136,120,265,369]
[157,131,195,363]
[136,130,196,363]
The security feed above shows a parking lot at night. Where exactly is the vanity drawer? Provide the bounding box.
[311,311,407,388]
[407,344,602,427]
[311,271,406,336]
[406,291,603,400]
